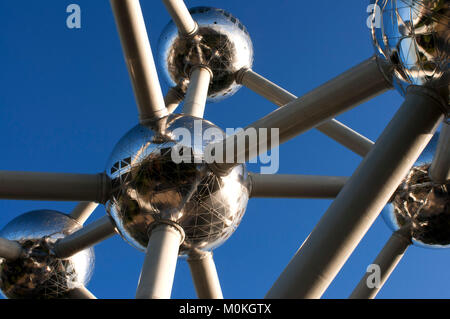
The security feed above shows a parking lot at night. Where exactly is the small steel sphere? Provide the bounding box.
[382,132,450,248]
[157,6,254,102]
[370,0,449,103]
[105,114,249,254]
[0,210,94,299]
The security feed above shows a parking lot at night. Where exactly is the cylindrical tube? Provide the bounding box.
[70,202,99,225]
[265,86,445,299]
[249,173,347,198]
[135,223,184,299]
[0,238,22,261]
[54,216,117,259]
[165,86,185,113]
[110,0,168,122]
[0,171,110,203]
[429,121,450,183]
[349,229,411,299]
[183,66,212,118]
[188,251,223,299]
[161,0,197,36]
[235,58,391,157]
[210,57,393,175]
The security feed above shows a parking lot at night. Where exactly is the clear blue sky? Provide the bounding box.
[0,0,448,299]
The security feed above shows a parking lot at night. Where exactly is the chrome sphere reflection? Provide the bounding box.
[157,7,254,102]
[382,132,450,248]
[0,210,94,299]
[105,114,249,254]
[370,0,449,103]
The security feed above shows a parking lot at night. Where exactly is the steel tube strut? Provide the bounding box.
[165,86,185,113]
[70,202,99,225]
[183,66,212,118]
[54,216,117,259]
[429,121,450,183]
[111,0,168,122]
[0,238,22,261]
[0,171,110,203]
[188,251,223,299]
[67,286,97,299]
[161,0,197,36]
[349,228,411,299]
[135,222,184,299]
[210,57,393,175]
[237,67,381,157]
[249,173,347,198]
[265,86,445,299]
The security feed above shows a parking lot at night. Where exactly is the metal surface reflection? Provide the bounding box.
[371,0,449,103]
[105,114,249,254]
[157,6,254,102]
[382,132,450,248]
[0,210,95,299]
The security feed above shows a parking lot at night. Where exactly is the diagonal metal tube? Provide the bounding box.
[0,238,22,261]
[349,228,411,299]
[237,66,382,157]
[187,251,223,299]
[70,202,99,225]
[0,171,110,203]
[249,173,347,199]
[429,121,450,183]
[165,86,185,113]
[136,222,184,299]
[111,0,168,123]
[161,0,197,36]
[265,86,445,299]
[54,216,117,259]
[209,57,393,176]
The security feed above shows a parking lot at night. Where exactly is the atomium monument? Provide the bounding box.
[0,0,448,299]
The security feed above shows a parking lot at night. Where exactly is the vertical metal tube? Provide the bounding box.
[187,251,223,299]
[429,121,450,183]
[70,202,99,225]
[265,86,445,299]
[110,0,168,122]
[161,0,197,36]
[54,216,117,259]
[135,223,184,299]
[349,228,411,299]
[67,286,97,299]
[183,66,212,118]
[0,238,22,261]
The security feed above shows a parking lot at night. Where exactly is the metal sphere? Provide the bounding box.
[0,210,95,299]
[157,6,254,102]
[105,114,249,254]
[370,0,449,103]
[382,132,450,248]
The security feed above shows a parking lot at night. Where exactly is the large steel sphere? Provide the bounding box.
[382,132,450,248]
[370,0,449,103]
[0,210,94,299]
[157,6,254,102]
[105,114,249,254]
